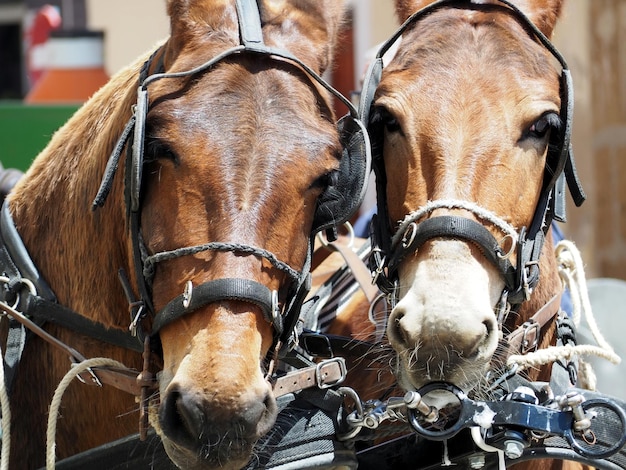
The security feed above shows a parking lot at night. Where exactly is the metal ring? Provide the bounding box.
[0,275,38,310]
[497,233,516,259]
[401,222,418,249]
[564,398,626,459]
[316,222,355,249]
[407,382,467,441]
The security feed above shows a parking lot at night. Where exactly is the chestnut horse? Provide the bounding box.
[0,1,370,469]
[325,0,594,468]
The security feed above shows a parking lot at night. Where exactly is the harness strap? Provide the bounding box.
[152,278,281,334]
[0,301,149,396]
[316,234,379,303]
[388,215,518,293]
[0,202,56,301]
[272,357,347,397]
[23,295,143,352]
[505,292,562,356]
[299,330,388,363]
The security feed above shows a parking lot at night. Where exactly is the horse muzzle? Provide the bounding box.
[157,381,277,469]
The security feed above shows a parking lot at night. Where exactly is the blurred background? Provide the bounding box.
[0,0,624,284]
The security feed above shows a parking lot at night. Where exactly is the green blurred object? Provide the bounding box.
[0,102,79,171]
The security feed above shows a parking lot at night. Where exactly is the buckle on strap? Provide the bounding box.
[316,357,347,389]
[273,357,347,397]
[520,320,540,353]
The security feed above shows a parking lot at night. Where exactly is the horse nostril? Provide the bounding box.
[483,318,496,337]
[160,387,204,447]
[389,309,412,348]
[466,319,497,359]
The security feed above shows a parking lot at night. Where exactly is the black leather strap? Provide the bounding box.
[23,294,143,352]
[387,216,517,291]
[152,278,280,334]
[0,202,56,302]
[236,0,263,46]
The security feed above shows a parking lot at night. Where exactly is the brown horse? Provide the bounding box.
[324,0,591,468]
[0,1,368,469]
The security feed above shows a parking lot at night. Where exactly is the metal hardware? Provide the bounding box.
[128,304,144,337]
[520,320,540,353]
[316,357,347,389]
[182,280,193,308]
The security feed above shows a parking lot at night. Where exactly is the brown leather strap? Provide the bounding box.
[0,301,153,397]
[90,366,145,395]
[505,292,562,356]
[316,235,379,303]
[272,357,347,397]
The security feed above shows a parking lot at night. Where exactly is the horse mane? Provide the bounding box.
[7,47,160,328]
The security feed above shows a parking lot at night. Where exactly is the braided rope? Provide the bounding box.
[507,240,621,375]
[394,199,519,245]
[143,242,301,283]
[46,358,128,470]
[0,344,11,470]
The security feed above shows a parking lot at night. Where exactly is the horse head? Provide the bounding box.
[133,1,365,468]
[8,0,366,468]
[365,0,583,400]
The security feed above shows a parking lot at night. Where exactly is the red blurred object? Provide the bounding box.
[26,5,62,87]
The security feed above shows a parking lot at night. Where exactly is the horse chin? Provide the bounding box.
[394,351,492,397]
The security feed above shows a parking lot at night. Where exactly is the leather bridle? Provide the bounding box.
[366,0,586,313]
[92,0,363,349]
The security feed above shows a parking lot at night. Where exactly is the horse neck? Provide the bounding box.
[7,54,149,328]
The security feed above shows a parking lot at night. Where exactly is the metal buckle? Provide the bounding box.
[520,320,540,353]
[315,357,347,389]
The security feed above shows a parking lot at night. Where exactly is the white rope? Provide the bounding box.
[46,357,127,470]
[393,199,520,247]
[508,344,619,371]
[507,239,621,374]
[0,344,11,470]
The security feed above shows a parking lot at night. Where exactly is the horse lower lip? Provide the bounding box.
[162,434,254,469]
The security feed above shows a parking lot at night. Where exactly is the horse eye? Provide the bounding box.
[385,116,401,133]
[145,138,178,164]
[312,170,337,190]
[527,113,561,140]
[371,107,402,134]
[381,109,401,134]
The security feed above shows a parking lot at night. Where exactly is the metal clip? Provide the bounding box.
[71,360,103,387]
[370,249,387,286]
[401,222,418,249]
[182,280,193,308]
[129,304,144,337]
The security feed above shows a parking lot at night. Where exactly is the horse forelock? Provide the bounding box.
[395,0,564,38]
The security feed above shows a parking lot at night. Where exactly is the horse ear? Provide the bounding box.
[260,0,348,74]
[512,0,565,38]
[394,0,565,39]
